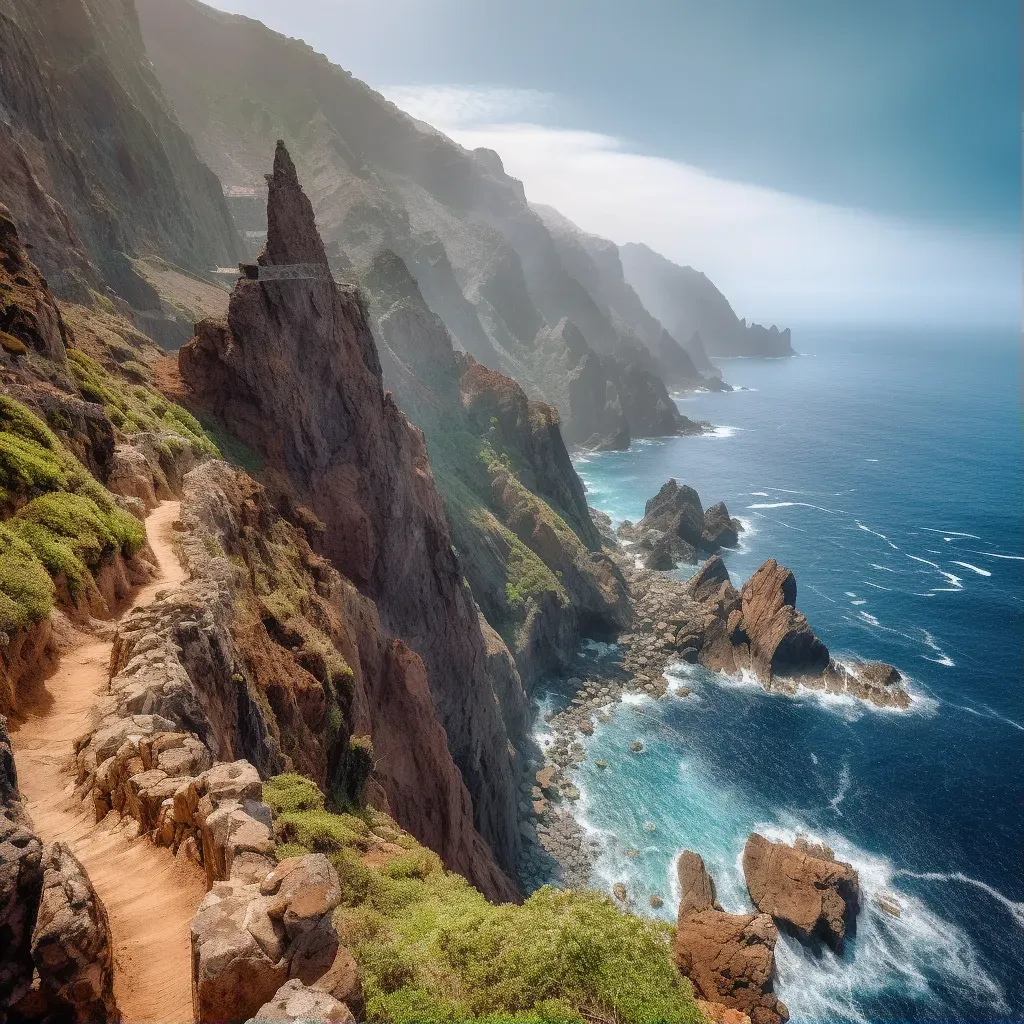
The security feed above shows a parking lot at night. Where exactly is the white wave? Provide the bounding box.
[895,871,1024,931]
[865,458,879,462]
[704,424,740,438]
[750,491,770,497]
[861,581,892,591]
[752,823,1010,1022]
[968,550,1024,561]
[851,599,867,606]
[858,610,881,627]
[810,752,819,765]
[868,563,897,573]
[845,591,858,597]
[950,561,992,576]
[978,704,1024,733]
[920,528,981,539]
[828,762,852,815]
[857,522,899,549]
[921,631,955,668]
[749,500,844,514]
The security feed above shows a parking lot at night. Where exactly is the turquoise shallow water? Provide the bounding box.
[560,328,1023,1023]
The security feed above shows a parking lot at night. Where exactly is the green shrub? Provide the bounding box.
[0,396,147,623]
[66,349,219,457]
[0,523,55,633]
[263,774,701,1024]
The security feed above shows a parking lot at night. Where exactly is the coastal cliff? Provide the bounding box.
[620,243,794,359]
[0,0,241,305]
[178,143,524,890]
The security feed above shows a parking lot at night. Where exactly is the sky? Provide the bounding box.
[204,0,1020,326]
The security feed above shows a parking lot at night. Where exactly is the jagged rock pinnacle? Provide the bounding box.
[260,140,328,267]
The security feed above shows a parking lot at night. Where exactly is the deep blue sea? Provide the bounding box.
[559,328,1023,1023]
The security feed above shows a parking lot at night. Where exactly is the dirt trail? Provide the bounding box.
[11,500,205,1024]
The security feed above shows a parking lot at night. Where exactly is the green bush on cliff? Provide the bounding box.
[65,348,219,456]
[0,523,55,634]
[264,773,701,1024]
[0,396,146,626]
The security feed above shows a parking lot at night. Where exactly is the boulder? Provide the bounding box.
[674,851,787,1024]
[702,502,741,551]
[191,854,352,1024]
[245,979,354,1023]
[30,842,118,1022]
[743,833,859,951]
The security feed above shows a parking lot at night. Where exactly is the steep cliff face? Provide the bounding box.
[362,249,630,691]
[133,0,692,418]
[179,144,523,881]
[620,242,793,358]
[0,0,241,304]
[533,319,703,448]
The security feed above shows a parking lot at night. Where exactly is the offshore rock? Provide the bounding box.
[179,144,519,895]
[674,850,788,1024]
[743,833,860,951]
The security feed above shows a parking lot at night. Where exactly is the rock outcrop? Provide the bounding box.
[626,480,743,568]
[1,716,117,1022]
[743,833,860,951]
[673,850,787,1024]
[179,143,522,890]
[678,556,909,707]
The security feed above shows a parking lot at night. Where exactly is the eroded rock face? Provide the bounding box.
[30,843,117,1023]
[245,979,354,1024]
[0,714,42,1009]
[191,853,357,1024]
[673,850,788,1024]
[743,833,860,951]
[179,143,520,889]
[1,717,116,1022]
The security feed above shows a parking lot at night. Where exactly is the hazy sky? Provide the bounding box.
[204,0,1019,325]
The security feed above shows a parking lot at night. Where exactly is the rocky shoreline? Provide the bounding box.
[516,487,911,897]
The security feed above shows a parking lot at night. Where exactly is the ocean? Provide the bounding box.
[559,327,1023,1023]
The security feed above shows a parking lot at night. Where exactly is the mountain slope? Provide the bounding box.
[133,0,698,445]
[621,242,794,358]
[0,0,243,306]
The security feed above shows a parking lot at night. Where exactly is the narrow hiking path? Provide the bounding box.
[11,500,205,1024]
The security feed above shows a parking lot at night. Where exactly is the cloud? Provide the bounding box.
[384,86,1018,327]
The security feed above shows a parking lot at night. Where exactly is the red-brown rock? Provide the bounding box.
[673,850,788,1024]
[743,833,860,951]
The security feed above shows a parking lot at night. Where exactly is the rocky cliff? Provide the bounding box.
[178,143,525,887]
[0,0,242,305]
[133,0,708,442]
[621,242,794,359]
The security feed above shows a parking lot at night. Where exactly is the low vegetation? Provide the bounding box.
[65,348,218,457]
[0,396,144,634]
[263,773,702,1024]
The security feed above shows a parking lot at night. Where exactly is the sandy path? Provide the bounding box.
[11,501,205,1024]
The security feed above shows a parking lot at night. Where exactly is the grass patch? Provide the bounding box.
[266,774,701,1024]
[0,397,145,631]
[65,349,219,457]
